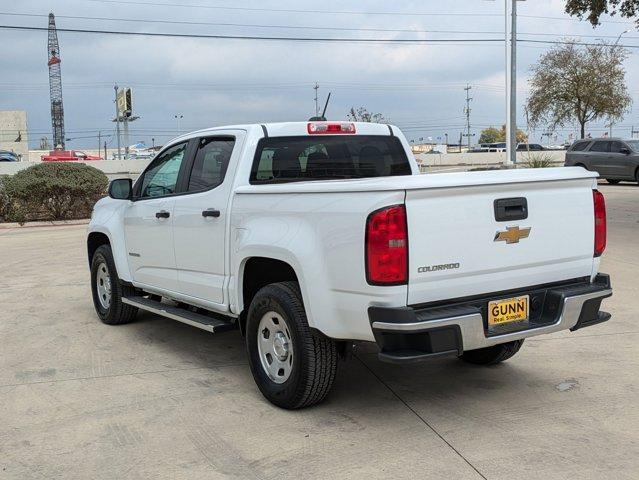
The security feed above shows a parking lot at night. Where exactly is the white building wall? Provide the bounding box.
[0,111,29,159]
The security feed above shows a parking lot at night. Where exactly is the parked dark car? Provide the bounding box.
[517,143,546,151]
[564,138,639,184]
[0,150,19,162]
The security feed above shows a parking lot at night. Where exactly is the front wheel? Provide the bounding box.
[246,281,338,409]
[460,339,524,365]
[90,244,138,325]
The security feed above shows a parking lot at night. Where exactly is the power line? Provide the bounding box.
[2,12,637,40]
[3,24,639,48]
[84,0,504,17]
[0,24,506,44]
[0,12,507,35]
[519,14,635,24]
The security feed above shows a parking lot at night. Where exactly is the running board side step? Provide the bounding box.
[122,296,237,333]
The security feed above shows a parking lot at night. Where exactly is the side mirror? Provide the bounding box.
[620,147,631,155]
[108,178,132,200]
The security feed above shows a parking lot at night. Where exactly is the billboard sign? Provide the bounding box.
[116,87,133,117]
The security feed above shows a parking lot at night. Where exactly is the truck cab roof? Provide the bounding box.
[171,121,396,144]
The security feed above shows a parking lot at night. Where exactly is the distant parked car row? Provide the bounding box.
[471,143,549,153]
[565,138,639,184]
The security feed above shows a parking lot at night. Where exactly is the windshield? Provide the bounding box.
[250,135,412,184]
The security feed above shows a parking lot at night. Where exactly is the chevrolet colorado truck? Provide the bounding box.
[87,121,612,409]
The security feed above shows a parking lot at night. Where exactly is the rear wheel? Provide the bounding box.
[246,281,338,409]
[90,245,138,325]
[460,339,524,365]
[606,179,620,185]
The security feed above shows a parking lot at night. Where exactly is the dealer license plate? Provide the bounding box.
[488,295,529,327]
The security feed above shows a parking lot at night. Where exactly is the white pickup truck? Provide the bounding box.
[88,121,612,409]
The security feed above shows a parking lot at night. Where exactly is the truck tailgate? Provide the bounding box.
[406,173,597,305]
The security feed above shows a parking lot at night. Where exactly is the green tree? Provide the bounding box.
[479,125,528,144]
[526,40,631,139]
[347,107,387,123]
[479,126,502,144]
[565,0,639,25]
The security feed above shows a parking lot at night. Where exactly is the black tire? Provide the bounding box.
[90,244,138,325]
[606,179,620,185]
[246,281,338,409]
[460,339,524,366]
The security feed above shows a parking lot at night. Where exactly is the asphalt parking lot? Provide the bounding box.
[1,182,637,479]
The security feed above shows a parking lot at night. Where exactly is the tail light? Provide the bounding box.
[307,122,356,134]
[366,205,408,285]
[593,190,606,257]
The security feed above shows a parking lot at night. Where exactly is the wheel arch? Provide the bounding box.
[87,231,111,266]
[86,225,133,282]
[236,255,304,335]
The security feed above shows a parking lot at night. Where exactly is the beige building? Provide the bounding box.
[0,110,29,159]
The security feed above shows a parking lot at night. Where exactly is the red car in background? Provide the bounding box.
[41,150,102,161]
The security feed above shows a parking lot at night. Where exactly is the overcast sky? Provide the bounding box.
[2,0,638,149]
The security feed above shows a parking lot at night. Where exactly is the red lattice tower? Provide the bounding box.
[47,13,65,149]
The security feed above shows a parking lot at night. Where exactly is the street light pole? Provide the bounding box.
[114,85,121,160]
[614,30,630,46]
[174,114,183,133]
[505,0,518,166]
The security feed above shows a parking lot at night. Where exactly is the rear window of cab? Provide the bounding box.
[249,135,412,184]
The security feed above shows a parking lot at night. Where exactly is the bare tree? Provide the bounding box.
[526,41,631,139]
[565,0,639,25]
[347,107,387,123]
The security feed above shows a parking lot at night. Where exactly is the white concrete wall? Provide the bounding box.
[414,150,566,167]
[0,159,151,181]
[0,111,29,159]
[0,150,567,180]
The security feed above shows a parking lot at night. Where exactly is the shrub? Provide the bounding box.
[0,175,10,221]
[521,152,556,168]
[4,163,108,221]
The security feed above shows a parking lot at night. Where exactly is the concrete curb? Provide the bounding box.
[0,219,89,229]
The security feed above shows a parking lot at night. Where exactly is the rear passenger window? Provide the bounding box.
[571,141,590,151]
[589,141,610,153]
[187,137,235,192]
[250,135,411,184]
[610,142,624,153]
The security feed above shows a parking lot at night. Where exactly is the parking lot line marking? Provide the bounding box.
[354,354,488,480]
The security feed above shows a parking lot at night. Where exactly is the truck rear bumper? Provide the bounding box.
[368,274,612,364]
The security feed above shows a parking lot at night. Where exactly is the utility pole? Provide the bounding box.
[632,126,639,139]
[463,84,473,150]
[114,85,121,160]
[174,114,183,133]
[97,131,101,158]
[313,82,320,118]
[505,0,518,166]
[103,141,107,160]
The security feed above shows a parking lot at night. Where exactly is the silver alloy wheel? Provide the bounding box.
[96,261,112,310]
[257,311,294,384]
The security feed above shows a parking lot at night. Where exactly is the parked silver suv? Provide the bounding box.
[565,138,639,184]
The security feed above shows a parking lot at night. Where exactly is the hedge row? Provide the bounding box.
[0,163,108,223]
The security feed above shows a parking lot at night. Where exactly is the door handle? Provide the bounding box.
[494,197,528,221]
[155,210,170,219]
[202,208,221,218]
